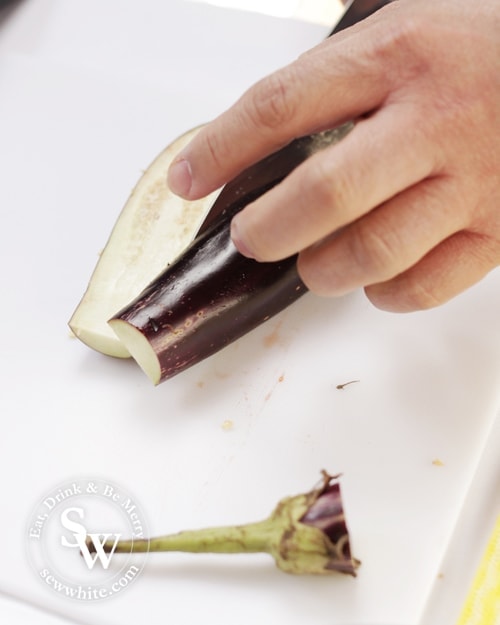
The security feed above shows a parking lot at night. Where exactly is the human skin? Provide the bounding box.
[167,0,500,312]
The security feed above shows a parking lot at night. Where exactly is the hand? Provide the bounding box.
[167,0,500,312]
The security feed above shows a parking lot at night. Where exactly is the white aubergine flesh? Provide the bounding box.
[68,126,221,358]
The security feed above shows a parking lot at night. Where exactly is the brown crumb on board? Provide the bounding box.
[432,458,445,467]
[336,380,360,390]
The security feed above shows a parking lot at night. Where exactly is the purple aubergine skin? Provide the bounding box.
[300,480,357,575]
[112,125,353,383]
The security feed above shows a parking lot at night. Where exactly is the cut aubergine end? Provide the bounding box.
[108,318,162,385]
[70,316,130,359]
[68,125,221,359]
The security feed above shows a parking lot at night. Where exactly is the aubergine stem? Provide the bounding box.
[96,519,276,555]
[87,473,360,576]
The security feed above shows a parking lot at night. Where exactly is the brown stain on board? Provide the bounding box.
[263,320,284,349]
[214,369,231,380]
[265,373,286,402]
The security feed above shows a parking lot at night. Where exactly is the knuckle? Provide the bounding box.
[379,7,423,53]
[388,13,423,49]
[245,68,298,133]
[401,277,444,310]
[202,127,232,172]
[371,9,430,84]
[348,221,400,278]
[304,155,355,221]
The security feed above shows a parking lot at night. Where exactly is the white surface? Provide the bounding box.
[0,1,499,624]
[189,0,344,25]
[420,413,500,624]
[0,594,81,625]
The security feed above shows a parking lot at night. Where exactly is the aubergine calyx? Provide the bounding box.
[68,126,221,358]
[108,123,354,384]
[87,472,360,576]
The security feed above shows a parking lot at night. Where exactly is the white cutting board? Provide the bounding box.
[0,2,499,624]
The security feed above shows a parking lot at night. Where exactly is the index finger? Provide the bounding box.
[167,8,396,200]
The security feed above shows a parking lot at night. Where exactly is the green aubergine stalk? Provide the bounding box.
[109,124,353,385]
[87,472,360,576]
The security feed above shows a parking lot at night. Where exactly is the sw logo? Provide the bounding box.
[60,507,121,570]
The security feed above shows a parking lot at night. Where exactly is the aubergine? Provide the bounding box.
[109,202,305,384]
[109,124,354,384]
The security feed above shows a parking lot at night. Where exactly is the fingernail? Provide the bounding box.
[230,217,255,259]
[167,157,192,197]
